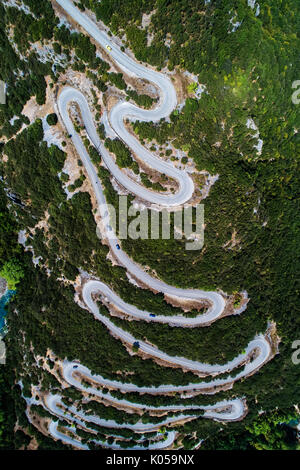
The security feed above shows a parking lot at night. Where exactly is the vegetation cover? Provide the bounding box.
[0,0,299,451]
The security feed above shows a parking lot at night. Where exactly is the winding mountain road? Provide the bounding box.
[44,394,197,432]
[56,1,228,324]
[81,281,271,375]
[46,387,246,423]
[62,335,269,395]
[84,280,222,327]
[48,420,177,450]
[43,393,246,434]
[55,0,194,208]
[56,0,272,400]
[24,389,177,450]
[36,0,276,448]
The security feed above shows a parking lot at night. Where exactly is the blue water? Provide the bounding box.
[0,290,16,335]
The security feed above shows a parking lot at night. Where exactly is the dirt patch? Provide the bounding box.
[105,94,120,113]
[223,228,241,251]
[268,321,281,356]
[27,409,51,438]
[23,76,57,123]
[223,291,249,317]
[163,294,211,314]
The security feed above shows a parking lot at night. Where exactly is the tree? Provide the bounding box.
[0,259,24,290]
[46,113,58,126]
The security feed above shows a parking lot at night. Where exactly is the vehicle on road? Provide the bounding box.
[106,44,112,51]
[150,314,156,318]
[116,244,120,250]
